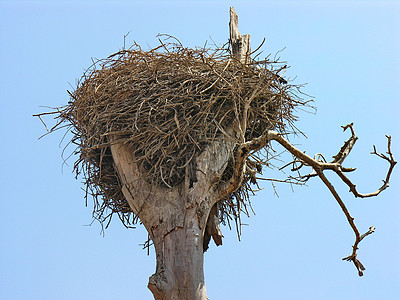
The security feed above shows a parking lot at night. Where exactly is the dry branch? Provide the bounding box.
[240,123,396,276]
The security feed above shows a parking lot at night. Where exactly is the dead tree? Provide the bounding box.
[35,7,396,300]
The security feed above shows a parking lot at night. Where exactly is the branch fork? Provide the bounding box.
[218,122,396,276]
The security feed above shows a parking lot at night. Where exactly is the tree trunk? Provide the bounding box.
[148,207,207,300]
[110,138,234,300]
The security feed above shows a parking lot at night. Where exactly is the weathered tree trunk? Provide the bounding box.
[147,207,207,299]
[109,7,250,300]
[110,138,233,300]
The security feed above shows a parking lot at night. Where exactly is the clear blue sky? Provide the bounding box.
[1,1,399,299]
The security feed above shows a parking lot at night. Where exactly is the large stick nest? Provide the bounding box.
[47,40,310,228]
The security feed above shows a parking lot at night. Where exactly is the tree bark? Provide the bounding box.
[110,138,234,300]
[229,7,251,64]
[148,207,207,300]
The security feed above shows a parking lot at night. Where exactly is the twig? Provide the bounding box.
[342,226,375,276]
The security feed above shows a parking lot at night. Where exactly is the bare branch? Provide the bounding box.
[253,124,396,276]
[254,177,304,185]
[314,153,327,163]
[317,169,375,276]
[332,123,358,164]
[334,134,397,198]
[342,226,375,276]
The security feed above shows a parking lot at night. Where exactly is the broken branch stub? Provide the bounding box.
[229,7,251,64]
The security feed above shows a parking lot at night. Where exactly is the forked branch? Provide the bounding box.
[335,134,397,198]
[221,123,396,276]
[274,124,395,276]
